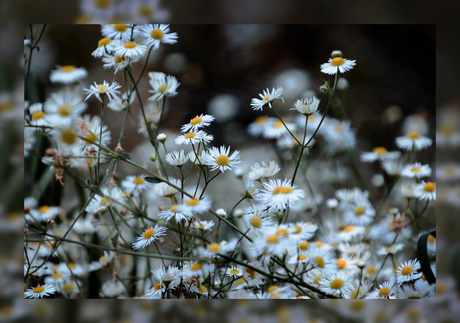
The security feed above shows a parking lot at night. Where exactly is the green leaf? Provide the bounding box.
[118,152,132,160]
[145,175,163,183]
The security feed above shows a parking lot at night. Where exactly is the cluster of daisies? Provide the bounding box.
[24,30,435,299]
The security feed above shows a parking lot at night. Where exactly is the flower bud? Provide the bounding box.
[234,209,244,218]
[320,82,329,93]
[357,260,367,269]
[216,209,227,218]
[149,153,157,162]
[331,50,343,58]
[157,133,167,143]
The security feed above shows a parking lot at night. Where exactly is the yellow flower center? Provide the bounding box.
[407,131,420,139]
[100,197,111,206]
[138,4,153,17]
[191,263,202,271]
[32,111,46,120]
[208,243,222,253]
[85,132,97,143]
[266,235,279,244]
[95,0,110,8]
[354,206,365,216]
[59,104,73,116]
[246,267,255,279]
[335,124,344,132]
[229,269,240,275]
[428,235,435,242]
[0,100,13,113]
[157,84,168,93]
[97,84,108,93]
[190,116,202,125]
[199,285,207,293]
[63,284,74,291]
[273,120,283,128]
[114,24,127,32]
[263,95,270,101]
[154,283,164,290]
[170,205,178,213]
[401,265,414,276]
[216,155,230,166]
[373,146,387,154]
[314,241,323,247]
[378,286,391,297]
[187,199,199,206]
[133,177,144,185]
[255,116,267,124]
[151,28,164,40]
[337,259,347,270]
[276,228,289,237]
[185,132,196,139]
[250,216,262,228]
[270,292,282,299]
[411,167,421,172]
[61,129,76,145]
[124,41,137,48]
[115,55,126,64]
[313,256,325,268]
[33,286,45,293]
[330,278,344,289]
[267,285,278,293]
[331,57,345,66]
[292,225,302,234]
[39,205,50,213]
[98,37,111,46]
[52,272,62,279]
[60,65,76,72]
[299,242,309,250]
[68,263,76,269]
[386,246,395,252]
[143,228,156,239]
[344,226,355,232]
[424,182,436,192]
[313,275,321,285]
[298,255,307,260]
[273,186,293,195]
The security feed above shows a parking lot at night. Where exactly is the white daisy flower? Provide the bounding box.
[122,175,151,193]
[178,196,212,214]
[72,214,98,234]
[175,130,213,146]
[88,251,115,272]
[180,262,215,279]
[396,131,432,151]
[342,196,376,226]
[115,40,147,59]
[77,115,112,149]
[244,180,260,199]
[151,265,181,290]
[132,225,168,250]
[288,221,318,241]
[369,279,397,299]
[139,24,178,50]
[50,65,88,84]
[247,116,271,136]
[291,96,321,115]
[44,90,87,124]
[377,243,404,256]
[102,53,136,74]
[27,205,60,222]
[83,80,121,102]
[360,146,401,163]
[85,187,124,214]
[306,246,337,271]
[165,150,189,167]
[198,239,238,258]
[257,179,305,210]
[252,231,291,258]
[24,284,56,299]
[263,119,297,139]
[152,179,181,199]
[107,92,135,111]
[400,163,431,179]
[247,161,281,182]
[320,51,356,75]
[319,271,354,296]
[250,87,284,111]
[192,218,215,230]
[180,114,215,133]
[56,262,87,277]
[158,205,193,223]
[148,72,179,102]
[205,145,241,173]
[395,259,423,285]
[413,181,436,201]
[28,103,49,128]
[188,150,209,165]
[382,160,403,176]
[101,24,137,42]
[223,265,244,278]
[337,225,365,242]
[242,204,273,233]
[92,37,117,57]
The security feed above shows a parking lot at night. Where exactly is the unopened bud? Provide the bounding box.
[234,209,244,218]
[116,143,124,153]
[331,50,343,58]
[320,82,329,93]
[357,260,366,269]
[149,153,157,162]
[157,133,167,143]
[216,209,227,218]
